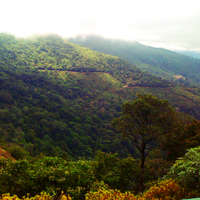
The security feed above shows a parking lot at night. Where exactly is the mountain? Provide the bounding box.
[176,51,200,60]
[68,35,200,86]
[1,33,200,159]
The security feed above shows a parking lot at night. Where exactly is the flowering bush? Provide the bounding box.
[143,179,184,200]
[0,192,72,200]
[143,178,200,200]
[85,188,144,200]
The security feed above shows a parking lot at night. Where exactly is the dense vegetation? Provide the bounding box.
[112,94,183,192]
[0,33,173,159]
[0,33,172,87]
[1,33,200,199]
[1,148,200,199]
[69,35,200,86]
[1,33,200,159]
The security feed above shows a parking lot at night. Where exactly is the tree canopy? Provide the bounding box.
[112,93,179,191]
[166,146,200,191]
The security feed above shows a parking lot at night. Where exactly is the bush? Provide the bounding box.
[143,178,199,200]
[0,192,72,200]
[85,188,144,200]
[166,146,200,191]
[143,179,184,200]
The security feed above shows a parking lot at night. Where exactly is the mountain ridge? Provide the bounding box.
[68,35,200,86]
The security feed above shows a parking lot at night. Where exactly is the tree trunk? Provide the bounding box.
[139,149,145,193]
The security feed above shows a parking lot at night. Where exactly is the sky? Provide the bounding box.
[1,0,200,51]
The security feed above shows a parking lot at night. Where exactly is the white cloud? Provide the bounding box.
[1,0,200,50]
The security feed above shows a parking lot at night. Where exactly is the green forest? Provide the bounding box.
[69,35,200,86]
[1,33,200,199]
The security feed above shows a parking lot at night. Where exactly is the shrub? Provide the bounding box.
[143,178,199,200]
[143,179,184,200]
[0,192,72,200]
[166,146,200,191]
[85,188,144,200]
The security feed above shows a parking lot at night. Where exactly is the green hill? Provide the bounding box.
[68,35,200,86]
[0,33,171,87]
[1,33,200,159]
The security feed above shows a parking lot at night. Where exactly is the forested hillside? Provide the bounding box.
[69,35,200,86]
[1,33,200,160]
[1,33,200,200]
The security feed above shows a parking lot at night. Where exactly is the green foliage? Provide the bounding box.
[1,33,200,159]
[0,152,141,199]
[69,35,200,86]
[0,33,173,159]
[93,150,138,192]
[7,145,30,160]
[0,159,32,197]
[89,181,109,193]
[166,146,200,191]
[0,152,199,199]
[112,94,181,192]
[2,32,200,200]
[0,156,94,199]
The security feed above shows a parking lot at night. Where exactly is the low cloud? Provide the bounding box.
[1,0,200,51]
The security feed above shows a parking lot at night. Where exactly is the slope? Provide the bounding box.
[68,35,200,86]
[0,33,171,87]
[1,33,200,159]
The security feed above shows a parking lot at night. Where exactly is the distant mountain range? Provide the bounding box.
[69,35,200,86]
[176,51,200,60]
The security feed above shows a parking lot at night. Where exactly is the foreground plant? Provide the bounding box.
[85,187,145,200]
[143,179,183,200]
[143,178,199,200]
[166,146,200,190]
[0,192,72,200]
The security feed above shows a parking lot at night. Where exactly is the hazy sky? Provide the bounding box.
[1,0,200,51]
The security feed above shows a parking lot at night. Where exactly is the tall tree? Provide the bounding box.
[112,93,178,192]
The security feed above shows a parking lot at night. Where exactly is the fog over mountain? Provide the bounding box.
[1,0,200,51]
[69,34,200,86]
